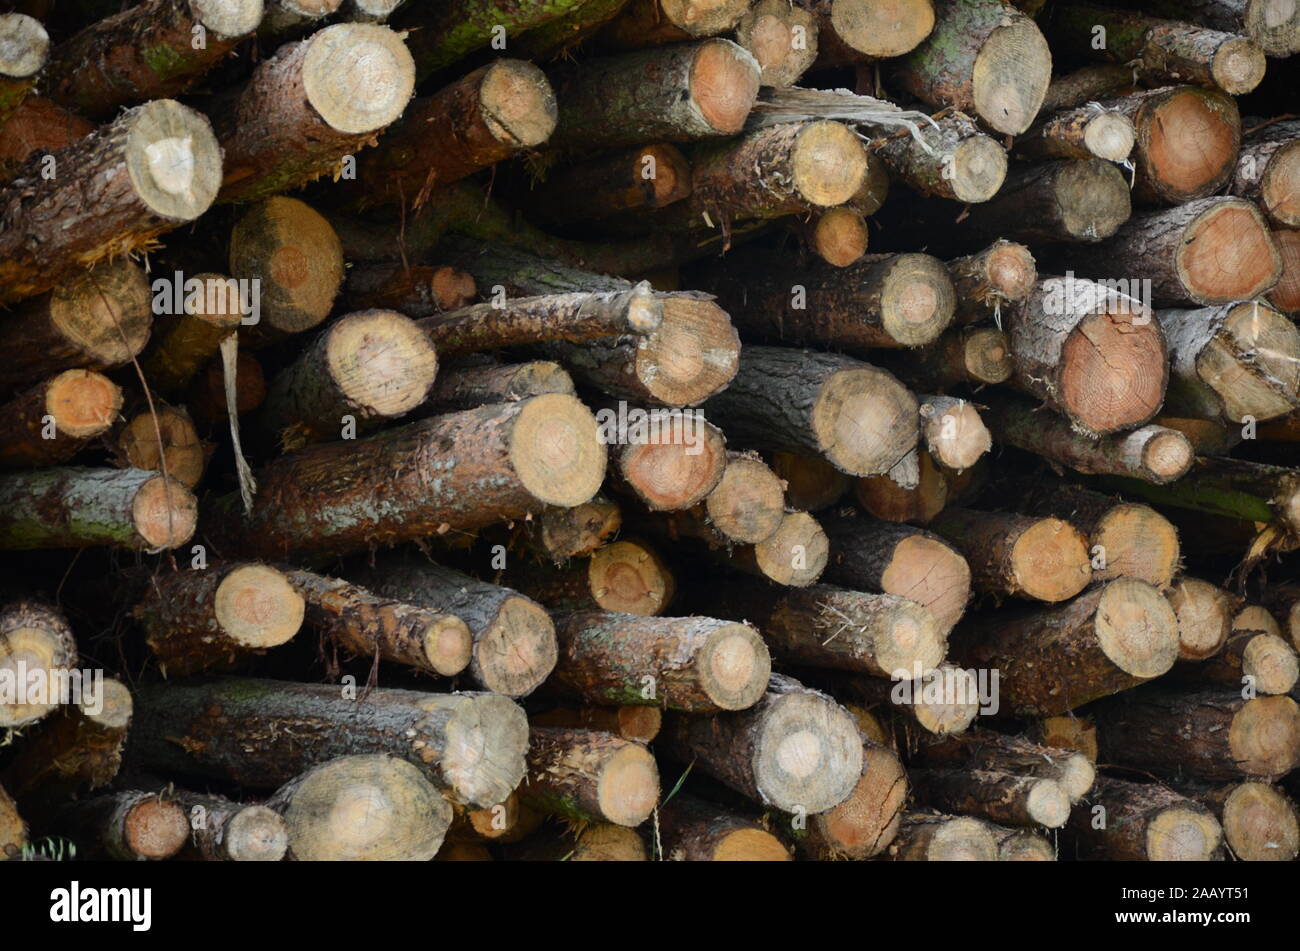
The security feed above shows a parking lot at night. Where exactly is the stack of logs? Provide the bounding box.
[2,0,1300,862]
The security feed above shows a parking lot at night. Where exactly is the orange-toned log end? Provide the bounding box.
[1144,90,1240,202]
[619,419,726,511]
[124,797,190,860]
[706,455,787,543]
[509,393,607,508]
[810,206,869,267]
[423,615,474,677]
[47,370,122,440]
[429,267,478,311]
[984,242,1038,302]
[132,475,198,550]
[214,564,306,650]
[588,539,676,616]
[790,120,870,208]
[118,406,206,489]
[689,38,762,136]
[770,451,849,513]
[636,297,740,407]
[1009,518,1092,603]
[810,743,907,859]
[874,534,969,633]
[1221,782,1300,862]
[709,826,790,860]
[1058,310,1167,435]
[855,451,949,524]
[1268,229,1300,314]
[1261,142,1300,229]
[735,0,818,87]
[1178,200,1282,305]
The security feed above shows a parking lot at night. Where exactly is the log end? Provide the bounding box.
[422,614,473,677]
[665,0,753,35]
[1263,142,1300,229]
[589,540,676,616]
[596,743,659,827]
[1211,37,1267,96]
[831,0,934,58]
[1058,751,1096,803]
[1209,300,1300,423]
[879,532,971,633]
[303,23,416,134]
[756,689,864,813]
[964,327,1013,384]
[813,366,918,476]
[90,677,135,731]
[225,805,290,862]
[910,665,980,735]
[132,474,199,550]
[214,564,306,649]
[811,743,907,859]
[1083,111,1135,163]
[769,451,849,514]
[440,693,529,807]
[328,309,439,418]
[1178,200,1282,305]
[753,511,829,587]
[119,406,206,489]
[45,370,122,440]
[0,13,48,79]
[509,393,606,508]
[789,120,869,208]
[950,135,1008,204]
[619,418,726,511]
[1141,428,1194,483]
[1242,633,1300,696]
[52,260,153,369]
[1092,502,1180,588]
[636,297,740,407]
[696,621,771,710]
[706,455,786,543]
[811,206,869,268]
[1095,578,1181,679]
[1221,782,1300,862]
[1009,517,1091,603]
[1231,695,1300,778]
[689,38,762,136]
[1270,228,1300,314]
[983,241,1038,303]
[910,815,999,861]
[712,827,791,860]
[1169,577,1233,661]
[477,594,559,698]
[880,254,957,348]
[193,0,265,38]
[1247,0,1300,55]
[920,398,991,471]
[1059,309,1166,435]
[735,0,818,87]
[972,16,1052,135]
[1026,777,1071,828]
[124,797,190,861]
[0,618,76,729]
[998,829,1056,861]
[1143,89,1239,203]
[479,59,557,149]
[874,596,947,680]
[126,101,222,222]
[1146,804,1223,861]
[1056,158,1131,243]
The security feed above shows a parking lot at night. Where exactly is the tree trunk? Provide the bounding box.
[342,262,477,316]
[1180,630,1299,695]
[174,791,289,862]
[770,451,849,512]
[0,370,122,469]
[0,13,47,127]
[0,95,94,178]
[659,673,863,813]
[1016,103,1136,163]
[511,538,677,617]
[884,326,1013,391]
[605,409,725,512]
[910,768,1071,828]
[658,793,790,860]
[356,556,559,698]
[1039,63,1137,113]
[914,726,1096,802]
[0,784,24,859]
[0,100,219,304]
[946,241,1037,326]
[519,727,659,826]
[204,394,606,560]
[699,453,786,543]
[550,609,770,711]
[1178,780,1300,862]
[952,578,1180,715]
[526,144,693,227]
[886,812,999,860]
[56,791,190,861]
[798,0,935,61]
[1230,122,1300,228]
[287,568,473,677]
[213,23,415,203]
[395,0,593,78]
[1066,775,1223,860]
[735,0,818,86]
[1142,0,1300,56]
[140,273,245,395]
[130,677,529,806]
[266,754,451,860]
[44,0,261,118]
[873,113,1007,204]
[853,449,957,525]
[598,0,751,47]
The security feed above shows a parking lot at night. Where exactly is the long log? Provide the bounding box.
[0,601,79,730]
[130,678,529,806]
[0,370,122,469]
[512,538,677,617]
[342,262,477,316]
[910,768,1071,828]
[519,727,659,826]
[526,144,693,227]
[1179,781,1300,862]
[873,113,1007,204]
[887,812,999,860]
[883,326,1013,392]
[175,791,289,863]
[1016,103,1136,163]
[56,791,190,861]
[658,794,790,861]
[1142,0,1300,56]
[1180,629,1299,696]
[1067,776,1223,861]
[915,727,1095,802]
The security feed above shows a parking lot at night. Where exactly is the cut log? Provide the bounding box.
[893,0,1051,135]
[997,828,1056,861]
[952,578,1180,715]
[790,740,906,860]
[929,507,1092,603]
[0,96,94,176]
[352,60,556,209]
[0,467,196,551]
[822,516,971,632]
[515,538,677,617]
[527,144,693,227]
[551,610,770,711]
[133,563,305,677]
[770,452,849,513]
[289,569,471,677]
[947,241,1037,326]
[131,678,529,806]
[854,450,955,525]
[267,754,450,860]
[599,0,752,47]
[735,0,818,86]
[980,395,1193,485]
[656,795,791,861]
[873,114,1007,204]
[1234,604,1283,639]
[1049,4,1266,95]
[530,704,662,743]
[228,197,344,341]
[532,495,623,563]
[0,785,25,859]
[358,558,558,697]
[261,0,342,37]
[1184,630,1299,696]
[0,13,47,126]
[709,581,946,678]
[696,248,954,351]
[57,791,190,861]
[113,404,206,489]
[448,789,544,844]
[0,370,122,469]
[175,791,289,862]
[910,768,1071,828]
[918,396,991,472]
[206,394,606,560]
[610,412,724,512]
[703,347,919,477]
[1094,686,1300,782]
[1142,0,1300,57]
[801,205,869,269]
[1016,104,1136,163]
[141,273,244,395]
[1168,577,1234,661]
[798,0,934,62]
[695,453,787,544]
[915,727,1095,802]
[509,822,647,861]
[885,326,1014,392]
[343,262,477,316]
[659,674,864,813]
[214,23,415,203]
[1068,776,1222,861]
[1039,63,1136,113]
[1230,120,1300,229]
[547,39,760,151]
[843,662,983,735]
[1270,228,1300,316]
[1260,584,1300,650]
[422,360,574,415]
[1159,299,1300,425]
[0,99,219,304]
[1180,781,1300,862]
[44,0,263,118]
[520,727,659,826]
[887,812,999,860]
[510,0,632,60]
[727,510,829,587]
[1005,275,1168,436]
[1033,715,1098,761]
[0,601,78,730]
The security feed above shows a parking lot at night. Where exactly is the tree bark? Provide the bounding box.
[1066,775,1223,860]
[342,262,477,316]
[910,768,1071,828]
[946,240,1037,325]
[883,326,1013,391]
[1142,0,1300,57]
[526,144,692,227]
[886,812,999,860]
[658,793,790,861]
[0,601,78,731]
[174,791,289,862]
[1016,103,1136,163]
[55,791,190,861]
[874,113,1007,204]
[529,703,661,743]
[1177,780,1300,862]
[914,726,1096,802]
[519,727,659,826]
[0,370,122,469]
[0,96,94,179]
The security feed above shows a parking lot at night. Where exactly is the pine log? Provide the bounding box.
[0,601,78,731]
[599,0,751,47]
[946,241,1037,326]
[0,13,47,126]
[44,0,262,118]
[508,821,647,860]
[1068,776,1223,861]
[851,662,984,736]
[1095,686,1300,782]
[528,144,692,227]
[799,205,869,269]
[893,0,1050,135]
[1033,715,1098,761]
[996,828,1056,860]
[1168,577,1234,661]
[0,467,196,551]
[1234,604,1283,639]
[0,100,219,304]
[884,326,1013,392]
[57,791,190,861]
[953,578,1180,715]
[770,452,849,513]
[910,767,1071,828]
[214,23,415,203]
[0,370,122,469]
[205,394,606,561]
[342,262,477,316]
[1260,584,1300,650]
[1143,0,1300,56]
[887,812,999,860]
[980,395,1193,485]
[1183,630,1299,696]
[693,453,786,544]
[1016,103,1136,163]
[447,789,545,844]
[113,404,207,489]
[709,581,946,678]
[726,510,829,587]
[873,113,1007,204]
[344,0,405,19]
[610,412,725,512]
[261,0,342,37]
[1270,228,1300,316]
[660,674,863,813]
[1049,4,1266,95]
[822,516,970,632]
[853,450,953,525]
[228,197,344,340]
[520,727,659,826]
[917,396,991,472]
[0,785,25,859]
[547,39,760,151]
[357,557,559,698]
[1038,63,1136,113]
[1160,300,1300,426]
[352,60,556,209]
[657,794,789,860]
[141,273,245,395]
[1180,781,1300,862]
[735,0,818,86]
[0,96,94,177]
[288,569,472,677]
[703,347,918,477]
[1230,120,1300,229]
[513,538,677,617]
[510,0,632,60]
[267,754,451,860]
[915,727,1095,802]
[690,249,955,351]
[131,678,529,806]
[175,791,289,862]
[786,740,906,859]
[530,495,623,563]
[929,507,1092,603]
[551,610,770,711]
[530,704,661,743]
